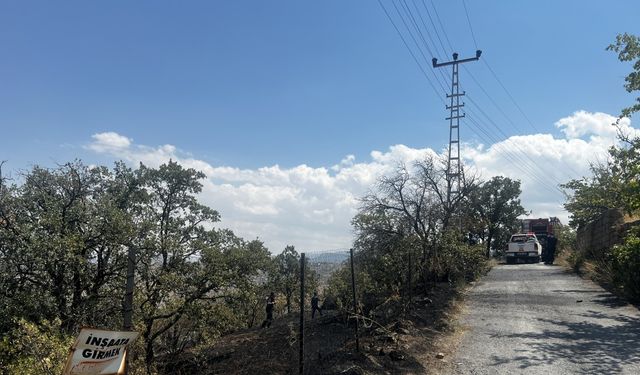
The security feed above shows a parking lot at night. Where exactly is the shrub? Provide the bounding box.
[611,228,640,302]
[431,231,488,283]
[566,250,586,274]
[0,319,73,375]
[325,262,379,313]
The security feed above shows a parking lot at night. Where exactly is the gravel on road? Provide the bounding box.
[451,263,640,374]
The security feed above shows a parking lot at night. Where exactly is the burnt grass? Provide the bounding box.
[158,283,464,375]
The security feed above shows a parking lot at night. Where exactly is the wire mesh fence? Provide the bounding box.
[296,249,359,375]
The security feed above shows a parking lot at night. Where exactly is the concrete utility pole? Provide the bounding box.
[432,50,481,221]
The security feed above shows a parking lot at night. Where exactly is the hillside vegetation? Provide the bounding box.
[0,150,521,374]
[562,33,640,304]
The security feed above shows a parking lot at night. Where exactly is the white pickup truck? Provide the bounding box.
[506,233,542,264]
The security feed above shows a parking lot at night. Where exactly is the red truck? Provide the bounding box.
[520,217,561,259]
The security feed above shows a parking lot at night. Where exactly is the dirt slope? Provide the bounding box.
[161,284,464,374]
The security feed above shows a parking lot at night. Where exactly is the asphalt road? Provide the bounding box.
[451,263,640,374]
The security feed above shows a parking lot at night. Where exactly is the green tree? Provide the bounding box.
[608,138,640,213]
[272,245,300,314]
[561,165,616,228]
[359,157,481,287]
[222,238,273,326]
[0,161,133,333]
[270,245,319,315]
[346,156,486,311]
[562,34,640,229]
[0,319,73,375]
[133,160,223,373]
[607,33,640,119]
[611,227,640,302]
[562,140,640,228]
[351,208,412,299]
[469,176,526,257]
[554,224,577,254]
[0,160,277,374]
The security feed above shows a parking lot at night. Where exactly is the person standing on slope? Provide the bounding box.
[261,292,276,328]
[311,291,323,318]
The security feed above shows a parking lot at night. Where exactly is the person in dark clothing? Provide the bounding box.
[261,292,276,328]
[540,237,548,263]
[545,233,558,265]
[311,291,322,318]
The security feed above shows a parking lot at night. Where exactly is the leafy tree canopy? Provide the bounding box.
[563,34,640,228]
[607,33,640,119]
[469,176,526,256]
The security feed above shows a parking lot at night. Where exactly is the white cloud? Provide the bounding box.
[465,111,636,222]
[87,132,132,153]
[86,111,636,252]
[331,154,355,171]
[555,110,633,139]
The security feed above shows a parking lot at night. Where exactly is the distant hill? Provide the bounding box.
[306,249,349,264]
[306,250,350,287]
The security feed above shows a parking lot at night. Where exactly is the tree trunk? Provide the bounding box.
[144,321,155,375]
[72,265,83,317]
[286,292,291,314]
[145,341,155,375]
[485,231,493,258]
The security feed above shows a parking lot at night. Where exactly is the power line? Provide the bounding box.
[410,0,448,58]
[456,4,583,178]
[417,0,451,58]
[377,0,567,203]
[394,0,435,61]
[462,66,583,178]
[397,0,452,86]
[390,0,449,93]
[464,95,568,191]
[482,58,541,133]
[402,0,439,58]
[398,0,436,58]
[463,65,521,130]
[461,0,479,50]
[376,0,446,100]
[378,1,540,202]
[405,0,461,86]
[457,110,566,203]
[454,91,565,195]
[407,2,565,194]
[457,3,543,136]
[462,114,566,202]
[428,0,454,53]
[455,1,541,135]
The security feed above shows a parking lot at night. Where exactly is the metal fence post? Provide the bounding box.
[299,253,305,375]
[349,248,359,352]
[122,245,136,375]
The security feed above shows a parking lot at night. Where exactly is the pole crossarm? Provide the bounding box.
[432,50,482,67]
[446,92,466,98]
[445,114,466,120]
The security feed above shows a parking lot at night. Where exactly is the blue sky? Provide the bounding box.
[2,1,639,251]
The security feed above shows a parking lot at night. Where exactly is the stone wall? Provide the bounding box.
[577,208,640,258]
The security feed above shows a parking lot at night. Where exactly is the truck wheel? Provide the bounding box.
[535,256,541,263]
[506,257,515,265]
